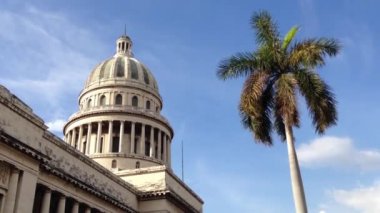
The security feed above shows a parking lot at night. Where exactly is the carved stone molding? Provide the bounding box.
[0,161,11,189]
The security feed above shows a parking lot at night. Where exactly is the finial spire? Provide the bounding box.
[124,24,127,36]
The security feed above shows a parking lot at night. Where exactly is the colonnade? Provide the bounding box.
[35,184,98,213]
[65,120,171,164]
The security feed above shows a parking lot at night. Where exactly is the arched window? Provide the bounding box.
[132,96,138,107]
[87,99,92,108]
[135,161,140,169]
[115,94,122,105]
[100,95,106,106]
[146,100,151,110]
[112,159,117,168]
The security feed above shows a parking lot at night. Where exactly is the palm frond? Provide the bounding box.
[295,69,337,133]
[289,38,341,68]
[239,72,274,145]
[274,110,286,142]
[251,11,280,47]
[282,26,299,51]
[274,73,299,126]
[217,52,257,80]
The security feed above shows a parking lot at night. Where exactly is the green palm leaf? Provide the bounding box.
[282,26,299,51]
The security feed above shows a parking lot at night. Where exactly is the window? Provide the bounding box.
[146,100,151,110]
[87,99,92,108]
[132,96,138,107]
[129,59,139,80]
[142,66,150,84]
[83,141,86,153]
[145,140,150,156]
[116,57,125,77]
[134,139,138,154]
[135,161,140,169]
[99,137,104,153]
[100,95,106,106]
[112,160,117,168]
[112,136,119,153]
[115,94,122,105]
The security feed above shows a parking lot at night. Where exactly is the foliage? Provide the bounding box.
[217,11,340,145]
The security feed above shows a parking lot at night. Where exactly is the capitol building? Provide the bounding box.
[0,34,203,212]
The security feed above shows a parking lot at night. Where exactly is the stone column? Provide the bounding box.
[57,195,66,213]
[78,125,83,151]
[4,168,19,213]
[67,131,72,144]
[71,201,79,213]
[14,170,37,212]
[110,91,114,105]
[130,122,135,154]
[86,123,92,154]
[96,122,102,153]
[108,121,113,152]
[158,130,162,160]
[149,127,154,157]
[119,121,124,153]
[162,134,167,162]
[140,124,145,155]
[168,138,171,167]
[71,128,77,147]
[41,188,52,213]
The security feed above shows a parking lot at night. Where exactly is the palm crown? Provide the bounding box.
[217,11,340,145]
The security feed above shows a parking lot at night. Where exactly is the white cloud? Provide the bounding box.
[0,4,105,114]
[46,119,66,132]
[297,136,380,171]
[331,182,380,213]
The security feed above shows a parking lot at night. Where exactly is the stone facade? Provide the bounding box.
[0,34,203,213]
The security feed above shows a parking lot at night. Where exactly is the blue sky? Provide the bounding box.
[1,0,380,212]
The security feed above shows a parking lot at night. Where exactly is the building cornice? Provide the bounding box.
[0,85,47,130]
[117,165,204,204]
[0,129,138,213]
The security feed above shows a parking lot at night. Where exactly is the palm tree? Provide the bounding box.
[217,11,340,213]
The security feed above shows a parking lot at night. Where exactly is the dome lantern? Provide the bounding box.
[116,35,132,56]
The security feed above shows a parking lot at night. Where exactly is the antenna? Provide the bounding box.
[181,140,184,181]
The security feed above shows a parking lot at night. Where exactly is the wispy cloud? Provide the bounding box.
[315,182,380,213]
[46,119,66,133]
[325,181,380,213]
[297,136,380,171]
[0,4,105,120]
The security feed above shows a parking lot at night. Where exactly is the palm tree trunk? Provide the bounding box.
[284,121,308,213]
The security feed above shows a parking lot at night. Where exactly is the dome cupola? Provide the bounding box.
[116,35,132,56]
[63,34,173,173]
